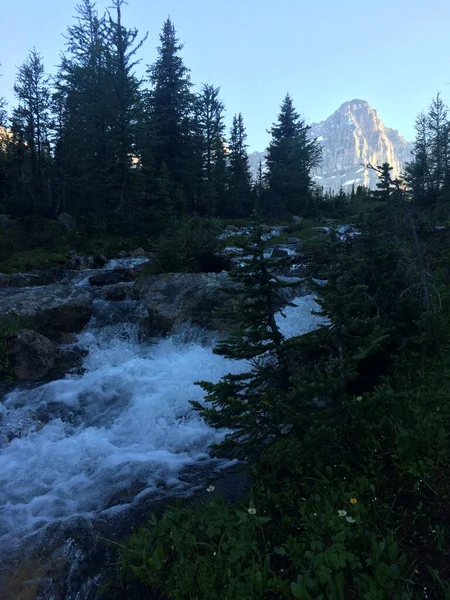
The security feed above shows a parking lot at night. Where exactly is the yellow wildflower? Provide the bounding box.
[350,497,357,505]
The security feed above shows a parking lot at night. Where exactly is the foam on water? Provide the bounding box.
[0,294,324,549]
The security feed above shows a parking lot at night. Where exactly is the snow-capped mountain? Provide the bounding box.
[248,99,413,192]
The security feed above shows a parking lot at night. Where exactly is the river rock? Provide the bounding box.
[0,269,64,288]
[129,247,151,258]
[0,284,93,335]
[285,237,302,246]
[5,329,84,380]
[89,271,133,287]
[271,248,290,258]
[96,282,133,301]
[67,254,108,270]
[311,226,330,235]
[134,272,236,335]
[57,212,77,230]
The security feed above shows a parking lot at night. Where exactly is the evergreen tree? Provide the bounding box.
[56,0,111,219]
[192,222,296,453]
[146,18,196,210]
[265,94,321,216]
[227,113,253,217]
[105,0,147,229]
[12,49,52,214]
[428,92,449,193]
[0,65,12,209]
[196,83,226,215]
[405,112,432,205]
[254,161,266,211]
[0,65,6,127]
[406,95,450,205]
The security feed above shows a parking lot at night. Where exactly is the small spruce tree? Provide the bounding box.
[192,221,296,453]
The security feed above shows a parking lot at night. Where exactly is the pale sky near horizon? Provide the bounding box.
[1,0,449,151]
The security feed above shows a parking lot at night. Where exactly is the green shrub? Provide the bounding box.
[149,217,225,273]
[119,498,275,600]
[0,314,23,377]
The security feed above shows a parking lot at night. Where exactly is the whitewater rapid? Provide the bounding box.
[0,294,323,550]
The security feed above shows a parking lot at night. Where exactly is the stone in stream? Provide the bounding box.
[0,270,64,288]
[0,284,93,336]
[5,329,85,380]
[88,271,133,287]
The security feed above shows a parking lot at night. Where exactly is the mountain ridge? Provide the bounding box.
[248,99,413,192]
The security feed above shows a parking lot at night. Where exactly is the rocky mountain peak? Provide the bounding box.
[310,100,413,191]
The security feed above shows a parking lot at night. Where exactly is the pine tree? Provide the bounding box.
[196,83,226,216]
[428,93,449,193]
[406,95,450,205]
[12,49,52,214]
[0,65,6,128]
[105,0,147,230]
[254,161,266,211]
[56,0,111,219]
[265,94,321,216]
[146,18,196,209]
[192,222,297,453]
[227,113,253,217]
[405,112,433,205]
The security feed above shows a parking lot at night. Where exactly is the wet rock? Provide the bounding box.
[285,237,302,245]
[134,272,236,335]
[311,226,330,235]
[67,254,107,270]
[0,270,62,288]
[97,283,133,302]
[89,271,132,287]
[5,329,85,380]
[129,247,150,258]
[271,247,290,258]
[57,212,77,230]
[0,284,93,335]
[114,263,148,279]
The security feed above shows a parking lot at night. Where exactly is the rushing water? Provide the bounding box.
[0,293,323,554]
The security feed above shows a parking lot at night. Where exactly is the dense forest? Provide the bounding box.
[2,1,450,600]
[0,0,328,231]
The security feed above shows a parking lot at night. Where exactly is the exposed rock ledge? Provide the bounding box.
[0,284,93,337]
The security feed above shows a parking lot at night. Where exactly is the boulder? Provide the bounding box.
[129,247,150,258]
[96,282,133,301]
[57,212,77,230]
[292,215,304,225]
[67,254,107,270]
[271,248,290,258]
[0,270,62,288]
[134,272,236,336]
[5,329,84,380]
[0,284,93,335]
[89,271,132,287]
[311,226,330,235]
[134,271,302,338]
[285,237,302,246]
[114,263,148,279]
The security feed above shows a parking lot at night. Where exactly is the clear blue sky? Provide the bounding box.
[1,0,449,151]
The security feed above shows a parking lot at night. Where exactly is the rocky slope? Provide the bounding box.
[248,99,413,192]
